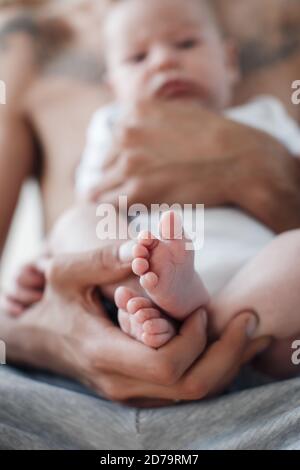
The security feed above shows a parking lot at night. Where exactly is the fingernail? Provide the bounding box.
[119,240,135,262]
[246,315,259,338]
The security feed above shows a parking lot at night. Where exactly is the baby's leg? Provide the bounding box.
[49,202,126,255]
[209,230,300,341]
[49,202,141,297]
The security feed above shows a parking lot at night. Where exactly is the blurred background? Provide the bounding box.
[0,181,42,287]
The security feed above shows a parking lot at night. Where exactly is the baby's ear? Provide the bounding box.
[224,39,241,86]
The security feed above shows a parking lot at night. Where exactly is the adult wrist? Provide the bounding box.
[0,312,30,365]
[0,308,73,378]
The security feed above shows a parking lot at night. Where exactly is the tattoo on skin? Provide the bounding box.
[240,36,300,74]
[0,14,105,83]
[0,14,40,50]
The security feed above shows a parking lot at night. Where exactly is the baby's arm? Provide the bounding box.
[208,230,300,376]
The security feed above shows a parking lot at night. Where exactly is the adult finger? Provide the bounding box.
[97,178,151,207]
[90,149,150,202]
[173,312,259,400]
[88,166,126,200]
[46,243,134,291]
[155,308,208,381]
[241,336,272,365]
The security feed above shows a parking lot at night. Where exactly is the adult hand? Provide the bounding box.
[90,101,300,233]
[100,313,271,408]
[2,244,207,398]
[1,242,270,407]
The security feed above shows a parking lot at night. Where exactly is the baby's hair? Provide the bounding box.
[105,0,223,36]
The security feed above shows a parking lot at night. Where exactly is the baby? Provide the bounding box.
[74,0,300,349]
[4,0,300,369]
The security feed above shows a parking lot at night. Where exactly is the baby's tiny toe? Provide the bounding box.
[140,272,158,291]
[142,332,174,349]
[114,286,136,309]
[132,258,149,276]
[160,211,183,240]
[118,309,131,335]
[134,307,161,324]
[138,230,153,243]
[138,231,159,249]
[127,297,152,314]
[133,244,149,259]
[143,318,172,335]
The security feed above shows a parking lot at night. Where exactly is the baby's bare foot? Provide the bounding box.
[132,211,209,320]
[115,286,176,348]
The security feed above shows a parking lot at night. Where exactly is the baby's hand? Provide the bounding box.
[0,261,46,316]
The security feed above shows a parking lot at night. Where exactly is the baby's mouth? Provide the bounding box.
[151,76,202,100]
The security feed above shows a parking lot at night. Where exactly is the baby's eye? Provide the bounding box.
[128,51,148,64]
[176,38,199,50]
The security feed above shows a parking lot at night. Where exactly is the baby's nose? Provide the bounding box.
[151,46,179,71]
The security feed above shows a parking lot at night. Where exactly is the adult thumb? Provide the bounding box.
[45,241,135,290]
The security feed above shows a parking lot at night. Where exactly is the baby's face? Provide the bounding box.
[104,0,238,110]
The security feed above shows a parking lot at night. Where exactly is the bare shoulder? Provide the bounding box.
[0,12,75,109]
[0,10,72,57]
[0,14,39,110]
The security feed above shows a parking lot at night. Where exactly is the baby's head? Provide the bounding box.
[103,0,239,110]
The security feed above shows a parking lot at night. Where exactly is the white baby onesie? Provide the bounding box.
[76,96,300,294]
